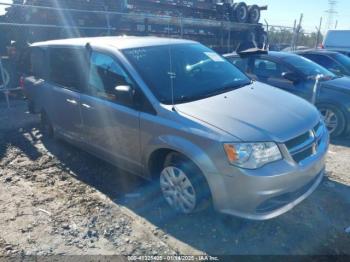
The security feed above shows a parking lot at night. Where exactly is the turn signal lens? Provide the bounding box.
[223,144,238,163]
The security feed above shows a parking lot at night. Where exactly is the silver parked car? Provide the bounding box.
[23,37,329,220]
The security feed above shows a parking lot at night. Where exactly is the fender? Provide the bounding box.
[143,135,218,177]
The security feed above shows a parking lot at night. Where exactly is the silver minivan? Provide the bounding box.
[23,36,329,220]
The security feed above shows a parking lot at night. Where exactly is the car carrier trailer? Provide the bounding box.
[1,0,268,52]
[0,0,268,88]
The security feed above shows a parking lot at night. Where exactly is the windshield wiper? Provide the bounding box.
[179,81,253,103]
[217,80,253,93]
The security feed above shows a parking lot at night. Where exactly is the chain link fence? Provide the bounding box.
[265,24,323,52]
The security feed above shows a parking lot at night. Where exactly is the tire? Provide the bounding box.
[159,152,211,214]
[233,2,248,23]
[40,110,54,138]
[248,5,260,24]
[318,104,346,138]
[28,100,35,114]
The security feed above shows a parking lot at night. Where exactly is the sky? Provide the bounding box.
[0,0,349,32]
[0,0,11,15]
[246,0,350,32]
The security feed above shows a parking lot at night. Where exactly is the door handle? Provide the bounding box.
[66,99,77,105]
[82,103,93,110]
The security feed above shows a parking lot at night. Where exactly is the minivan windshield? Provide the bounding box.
[282,55,336,79]
[122,43,251,104]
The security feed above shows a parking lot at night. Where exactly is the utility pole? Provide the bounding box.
[293,14,303,51]
[291,19,297,51]
[315,17,323,48]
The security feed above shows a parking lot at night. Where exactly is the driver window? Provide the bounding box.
[89,52,133,103]
[253,58,291,80]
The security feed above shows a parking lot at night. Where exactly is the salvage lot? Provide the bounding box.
[0,100,349,256]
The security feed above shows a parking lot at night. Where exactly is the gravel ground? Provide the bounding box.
[0,100,349,256]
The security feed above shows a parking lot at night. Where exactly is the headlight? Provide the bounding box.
[223,142,282,169]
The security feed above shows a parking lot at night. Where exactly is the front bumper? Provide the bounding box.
[207,126,329,220]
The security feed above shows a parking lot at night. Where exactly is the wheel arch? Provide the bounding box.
[316,99,349,123]
[144,135,218,180]
[316,100,349,135]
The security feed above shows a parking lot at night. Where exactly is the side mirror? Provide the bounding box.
[114,85,135,105]
[282,72,300,83]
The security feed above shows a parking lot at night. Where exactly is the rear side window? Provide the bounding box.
[49,47,89,91]
[302,54,338,69]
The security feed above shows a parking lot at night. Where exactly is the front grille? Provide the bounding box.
[285,122,325,163]
[285,131,311,149]
[293,147,314,163]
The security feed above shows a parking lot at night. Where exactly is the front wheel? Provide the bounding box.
[160,153,211,214]
[318,104,346,137]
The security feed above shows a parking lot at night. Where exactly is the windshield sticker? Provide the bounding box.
[125,48,147,61]
[204,52,225,62]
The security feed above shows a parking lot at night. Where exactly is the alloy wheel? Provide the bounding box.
[160,166,196,214]
[320,108,338,134]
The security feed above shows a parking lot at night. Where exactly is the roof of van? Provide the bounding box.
[295,49,340,55]
[323,30,350,48]
[326,30,350,32]
[31,36,197,50]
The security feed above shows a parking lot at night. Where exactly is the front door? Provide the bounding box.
[80,51,142,173]
[249,57,313,101]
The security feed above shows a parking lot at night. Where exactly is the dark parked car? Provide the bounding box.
[225,51,350,137]
[296,49,350,77]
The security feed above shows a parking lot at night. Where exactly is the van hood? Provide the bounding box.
[321,76,350,94]
[176,82,320,143]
